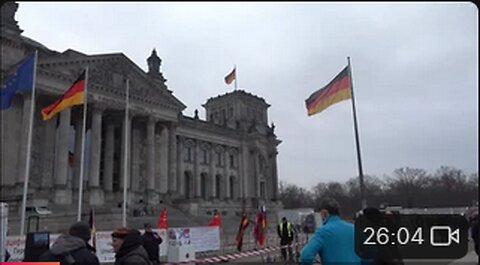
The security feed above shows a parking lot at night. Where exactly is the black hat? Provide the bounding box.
[69,221,91,241]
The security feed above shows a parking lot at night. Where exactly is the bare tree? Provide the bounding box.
[278,181,313,209]
[427,166,472,206]
[387,167,429,207]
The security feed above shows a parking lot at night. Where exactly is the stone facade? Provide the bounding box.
[0,2,281,224]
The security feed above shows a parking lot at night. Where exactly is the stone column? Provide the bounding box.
[72,116,83,190]
[253,151,259,198]
[223,152,229,200]
[194,141,200,198]
[130,125,140,192]
[208,147,216,199]
[89,107,104,205]
[16,94,32,187]
[159,124,169,194]
[154,131,162,191]
[271,151,279,200]
[103,122,115,193]
[54,108,72,204]
[176,136,184,197]
[167,123,177,193]
[146,117,159,205]
[240,142,250,199]
[41,116,56,190]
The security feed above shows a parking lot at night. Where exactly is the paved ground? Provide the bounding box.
[228,242,478,264]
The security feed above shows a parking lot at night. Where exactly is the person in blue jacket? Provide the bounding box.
[300,198,361,265]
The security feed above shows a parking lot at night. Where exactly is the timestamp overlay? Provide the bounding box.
[354,214,469,259]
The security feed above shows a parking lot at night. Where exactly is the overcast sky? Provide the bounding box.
[15,2,478,189]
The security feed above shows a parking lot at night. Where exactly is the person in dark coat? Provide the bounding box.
[39,221,99,265]
[111,226,151,265]
[360,207,404,265]
[141,223,163,265]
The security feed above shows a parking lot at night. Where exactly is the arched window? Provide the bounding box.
[229,154,235,168]
[202,149,209,164]
[258,155,266,174]
[260,181,266,199]
[217,151,223,166]
[183,145,192,162]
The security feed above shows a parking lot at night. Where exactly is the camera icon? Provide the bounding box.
[430,226,460,247]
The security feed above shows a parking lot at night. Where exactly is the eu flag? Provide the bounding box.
[1,53,35,110]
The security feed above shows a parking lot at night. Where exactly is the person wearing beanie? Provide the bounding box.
[111,226,151,265]
[39,221,100,265]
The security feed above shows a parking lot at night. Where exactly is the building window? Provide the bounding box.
[215,174,221,198]
[229,176,235,199]
[202,149,209,164]
[184,171,192,199]
[183,146,192,162]
[222,109,226,125]
[259,155,266,174]
[260,181,266,199]
[216,151,223,166]
[229,154,235,168]
[200,173,207,199]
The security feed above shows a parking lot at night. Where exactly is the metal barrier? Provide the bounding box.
[164,240,307,264]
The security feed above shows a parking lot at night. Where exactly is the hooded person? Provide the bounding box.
[111,226,151,265]
[39,221,100,265]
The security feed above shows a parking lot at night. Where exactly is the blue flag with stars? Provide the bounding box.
[1,53,35,110]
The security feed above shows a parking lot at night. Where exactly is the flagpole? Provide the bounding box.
[234,64,238,90]
[77,67,89,221]
[122,79,130,226]
[347,57,366,209]
[19,51,37,236]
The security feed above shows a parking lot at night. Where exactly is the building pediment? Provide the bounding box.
[36,49,186,118]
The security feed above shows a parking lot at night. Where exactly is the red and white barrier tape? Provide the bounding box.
[165,240,307,264]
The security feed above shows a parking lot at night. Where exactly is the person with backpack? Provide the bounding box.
[39,221,99,265]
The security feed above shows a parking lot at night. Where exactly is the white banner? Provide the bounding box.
[5,235,25,262]
[167,227,191,247]
[6,226,217,263]
[94,231,115,263]
[169,226,220,252]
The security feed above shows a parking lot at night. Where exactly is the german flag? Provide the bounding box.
[224,67,236,85]
[235,211,249,251]
[305,65,351,116]
[41,70,85,120]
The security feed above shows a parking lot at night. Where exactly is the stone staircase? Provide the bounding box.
[6,201,211,235]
